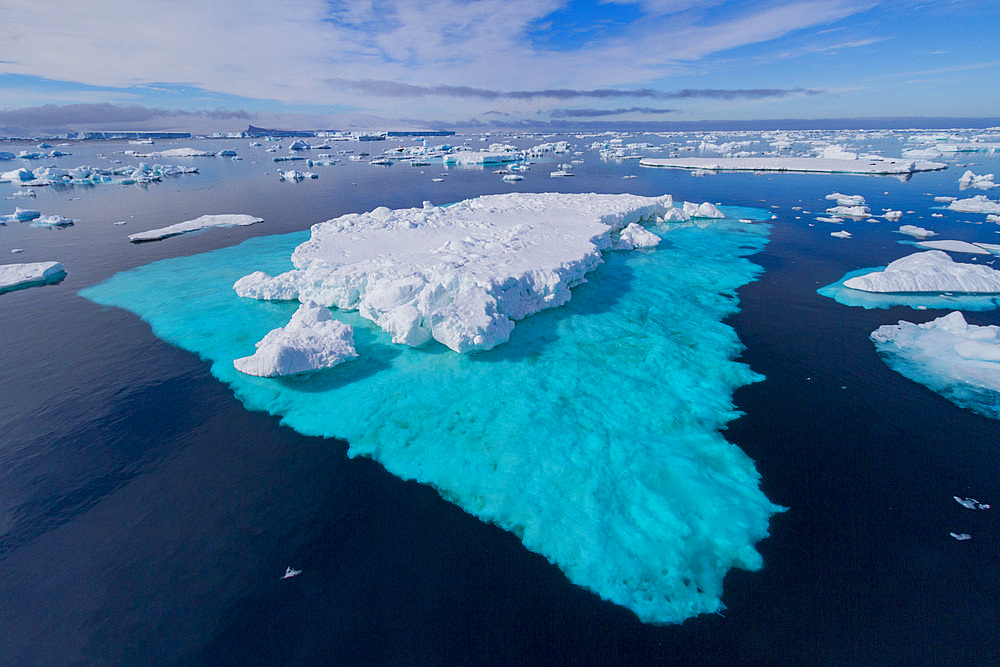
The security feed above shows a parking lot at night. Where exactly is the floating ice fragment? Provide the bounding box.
[0,261,65,293]
[954,496,990,509]
[683,201,725,218]
[950,533,972,541]
[31,215,74,228]
[898,225,936,239]
[825,192,866,206]
[234,301,357,377]
[831,231,851,239]
[916,240,991,254]
[843,251,1000,294]
[282,567,302,579]
[640,156,946,175]
[129,213,263,242]
[614,222,661,250]
[884,210,903,222]
[949,195,1000,215]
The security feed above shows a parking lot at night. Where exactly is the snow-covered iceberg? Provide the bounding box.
[233,301,357,377]
[871,311,1000,419]
[897,225,936,239]
[81,200,779,625]
[948,195,1000,215]
[129,214,263,243]
[843,251,1000,294]
[0,261,65,293]
[235,193,678,353]
[639,156,947,175]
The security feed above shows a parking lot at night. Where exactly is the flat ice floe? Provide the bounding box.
[872,311,1000,419]
[843,251,1000,293]
[129,214,263,243]
[0,261,65,293]
[82,199,778,625]
[639,156,947,175]
[233,301,357,377]
[1,163,197,187]
[948,195,1000,215]
[897,225,937,239]
[235,193,690,353]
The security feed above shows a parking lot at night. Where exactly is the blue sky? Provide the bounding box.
[0,0,997,131]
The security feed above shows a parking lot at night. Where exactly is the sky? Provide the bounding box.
[0,0,998,133]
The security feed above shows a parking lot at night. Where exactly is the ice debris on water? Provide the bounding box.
[282,567,302,579]
[954,496,990,509]
[128,214,263,243]
[844,251,1000,294]
[950,532,972,541]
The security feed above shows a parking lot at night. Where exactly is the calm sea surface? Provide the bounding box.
[2,134,999,665]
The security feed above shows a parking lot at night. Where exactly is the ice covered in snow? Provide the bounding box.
[826,192,866,206]
[683,201,725,218]
[988,214,1000,224]
[279,170,317,181]
[958,170,996,190]
[1,163,197,187]
[233,301,357,377]
[639,156,947,175]
[128,214,263,242]
[916,240,991,254]
[235,193,684,353]
[129,147,216,158]
[614,222,661,250]
[843,251,1000,293]
[827,205,871,219]
[898,225,937,239]
[948,195,1000,215]
[443,151,520,165]
[1,207,41,222]
[31,215,75,228]
[831,230,852,239]
[884,210,903,222]
[0,261,65,292]
[871,311,1000,419]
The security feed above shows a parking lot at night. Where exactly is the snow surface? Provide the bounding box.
[233,301,357,377]
[0,261,65,292]
[916,240,991,254]
[843,251,1000,293]
[831,231,852,238]
[129,214,263,242]
[234,193,680,353]
[614,222,661,250]
[639,156,947,175]
[871,311,1000,419]
[898,225,937,239]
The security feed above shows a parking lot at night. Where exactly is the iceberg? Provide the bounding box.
[128,213,263,243]
[843,251,1000,293]
[683,201,725,219]
[948,195,1000,215]
[884,210,903,222]
[1,207,41,222]
[871,311,1000,419]
[915,240,991,254]
[31,215,75,228]
[827,205,871,219]
[129,147,216,158]
[897,225,937,239]
[614,222,661,250]
[958,170,996,190]
[831,230,852,239]
[825,193,866,206]
[235,193,678,353]
[0,261,65,293]
[233,301,357,377]
[82,201,778,625]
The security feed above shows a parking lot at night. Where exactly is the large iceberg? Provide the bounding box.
[235,193,679,353]
[233,301,357,377]
[81,201,779,625]
[0,261,65,293]
[872,312,1000,419]
[843,251,1000,294]
[129,214,263,242]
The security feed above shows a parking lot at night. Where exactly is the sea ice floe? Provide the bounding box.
[954,496,990,510]
[825,192,866,206]
[843,251,1000,293]
[916,240,991,254]
[827,205,871,219]
[128,147,217,158]
[1,207,41,222]
[639,156,947,175]
[897,225,937,239]
[959,170,996,190]
[233,301,357,377]
[884,210,903,222]
[1,163,197,187]
[683,201,725,218]
[128,214,263,242]
[831,231,852,239]
[0,261,65,293]
[948,195,1000,215]
[614,222,661,250]
[871,311,1000,419]
[30,215,75,228]
[950,532,972,541]
[234,193,682,353]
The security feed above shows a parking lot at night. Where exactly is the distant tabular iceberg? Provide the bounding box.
[639,156,947,175]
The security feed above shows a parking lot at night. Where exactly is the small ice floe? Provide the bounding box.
[622,174,637,179]
[949,195,1000,215]
[550,169,573,177]
[826,192,866,206]
[916,240,991,255]
[897,225,936,239]
[1,207,41,222]
[11,248,24,254]
[958,170,996,190]
[5,189,35,199]
[114,221,127,226]
[432,178,444,182]
[31,215,75,228]
[613,223,660,250]
[502,173,524,182]
[682,201,725,219]
[884,210,903,222]
[934,196,956,203]
[949,532,972,541]
[129,213,263,242]
[816,216,844,224]
[831,230,852,239]
[954,496,990,510]
[282,567,302,579]
[0,260,65,292]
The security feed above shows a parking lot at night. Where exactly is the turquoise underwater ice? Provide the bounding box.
[81,207,781,624]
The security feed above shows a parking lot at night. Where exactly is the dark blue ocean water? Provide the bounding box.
[2,134,1000,665]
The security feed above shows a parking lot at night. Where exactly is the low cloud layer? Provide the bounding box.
[0,103,250,132]
[550,107,677,118]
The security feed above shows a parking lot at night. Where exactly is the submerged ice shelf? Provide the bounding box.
[872,312,1000,419]
[81,198,778,625]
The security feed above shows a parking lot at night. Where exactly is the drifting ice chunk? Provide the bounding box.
[959,170,996,190]
[282,567,302,579]
[871,311,1000,419]
[916,240,990,254]
[130,147,216,158]
[827,205,871,219]
[884,210,903,222]
[639,156,946,175]
[826,192,866,206]
[0,261,65,292]
[614,222,661,250]
[1,207,41,222]
[950,533,972,541]
[844,251,1000,293]
[31,215,75,228]
[949,195,1000,215]
[954,496,990,509]
[129,214,263,242]
[898,225,936,239]
[234,301,357,377]
[831,231,852,239]
[234,193,682,353]
[683,201,725,218]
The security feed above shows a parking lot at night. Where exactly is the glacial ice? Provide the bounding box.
[827,205,871,219]
[0,163,197,187]
[129,147,217,158]
[0,261,65,293]
[948,195,1000,215]
[128,214,263,242]
[683,201,725,218]
[82,202,778,625]
[871,311,1000,419]
[842,251,1000,293]
[233,301,357,377]
[898,225,937,239]
[234,193,680,353]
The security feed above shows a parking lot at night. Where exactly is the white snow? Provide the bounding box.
[639,156,947,175]
[826,192,866,206]
[234,193,683,353]
[831,231,852,238]
[614,222,661,250]
[128,214,263,242]
[884,210,903,222]
[827,205,871,219]
[683,201,725,218]
[233,301,357,377]
[0,261,65,291]
[844,250,1000,293]
[897,225,937,239]
[959,170,996,190]
[948,195,1000,214]
[916,240,991,254]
